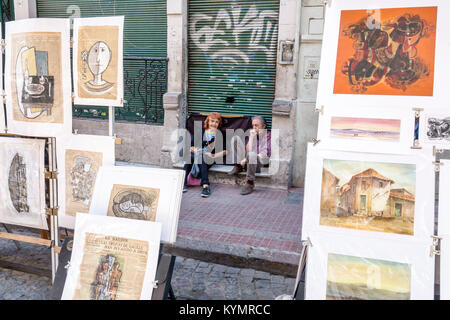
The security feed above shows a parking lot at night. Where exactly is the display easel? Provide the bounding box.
[292,238,311,300]
[295,143,445,300]
[0,134,60,282]
[50,237,177,300]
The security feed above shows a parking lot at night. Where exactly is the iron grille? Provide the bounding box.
[73,56,168,124]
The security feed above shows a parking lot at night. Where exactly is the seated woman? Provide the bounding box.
[183,112,227,198]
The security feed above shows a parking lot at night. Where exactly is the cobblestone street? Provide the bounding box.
[0,257,295,300]
[0,227,296,300]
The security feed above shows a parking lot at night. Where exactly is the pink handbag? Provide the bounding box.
[186,172,201,186]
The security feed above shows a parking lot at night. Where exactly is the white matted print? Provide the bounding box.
[0,137,47,230]
[89,166,185,244]
[418,108,450,149]
[57,134,116,229]
[302,143,434,242]
[73,16,124,107]
[0,107,5,133]
[439,234,450,299]
[5,18,72,137]
[441,161,450,300]
[438,159,450,236]
[317,106,415,154]
[0,24,4,133]
[305,231,434,300]
[316,0,450,110]
[62,213,161,300]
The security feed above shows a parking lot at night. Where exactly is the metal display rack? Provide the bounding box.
[0,134,59,282]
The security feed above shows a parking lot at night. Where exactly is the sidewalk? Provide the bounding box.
[163,183,304,278]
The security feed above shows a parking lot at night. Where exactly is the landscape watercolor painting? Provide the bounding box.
[320,159,416,235]
[330,117,401,141]
[333,6,437,96]
[326,253,411,300]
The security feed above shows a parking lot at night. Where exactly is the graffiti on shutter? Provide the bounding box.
[189,3,279,114]
[190,4,278,64]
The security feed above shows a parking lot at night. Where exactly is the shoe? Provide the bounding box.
[240,183,254,195]
[201,185,211,198]
[228,165,242,175]
[183,185,188,193]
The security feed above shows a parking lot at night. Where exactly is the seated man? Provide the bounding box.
[228,115,271,195]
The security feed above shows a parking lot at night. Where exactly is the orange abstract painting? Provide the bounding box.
[333,6,437,96]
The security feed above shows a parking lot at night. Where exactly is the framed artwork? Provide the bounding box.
[89,166,185,243]
[302,143,435,242]
[0,137,47,230]
[418,108,450,149]
[438,159,450,237]
[317,106,415,154]
[0,24,4,133]
[56,134,116,229]
[5,18,71,137]
[73,16,124,107]
[61,213,162,300]
[316,0,449,110]
[439,160,450,299]
[305,231,434,300]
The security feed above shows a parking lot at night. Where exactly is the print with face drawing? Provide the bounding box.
[81,41,113,95]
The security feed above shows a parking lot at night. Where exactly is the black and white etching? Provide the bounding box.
[427,117,450,140]
[8,153,29,213]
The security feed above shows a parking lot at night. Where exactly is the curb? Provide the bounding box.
[162,236,301,278]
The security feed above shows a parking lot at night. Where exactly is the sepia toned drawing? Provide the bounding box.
[77,26,119,100]
[327,253,411,300]
[107,184,160,221]
[8,153,29,213]
[0,138,46,230]
[73,233,148,300]
[11,32,63,123]
[426,117,450,141]
[91,254,123,300]
[320,159,416,235]
[330,117,401,141]
[333,7,437,96]
[65,149,103,216]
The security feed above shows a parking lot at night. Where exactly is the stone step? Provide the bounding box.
[173,162,271,177]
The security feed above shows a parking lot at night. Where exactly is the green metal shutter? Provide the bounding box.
[36,0,167,123]
[37,0,167,57]
[188,0,279,128]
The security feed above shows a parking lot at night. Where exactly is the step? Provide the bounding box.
[173,162,271,178]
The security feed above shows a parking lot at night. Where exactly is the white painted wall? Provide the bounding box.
[14,0,37,20]
[292,0,324,187]
[73,119,164,166]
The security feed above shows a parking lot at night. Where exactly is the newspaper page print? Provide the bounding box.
[107,184,160,222]
[10,32,63,123]
[65,149,103,216]
[73,233,149,300]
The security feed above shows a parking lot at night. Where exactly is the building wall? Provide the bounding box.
[340,177,392,216]
[20,0,303,188]
[387,198,415,218]
[292,0,324,188]
[73,119,164,166]
[320,169,338,215]
[162,0,301,189]
[369,178,391,213]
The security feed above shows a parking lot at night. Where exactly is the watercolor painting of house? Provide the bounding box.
[320,159,416,235]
